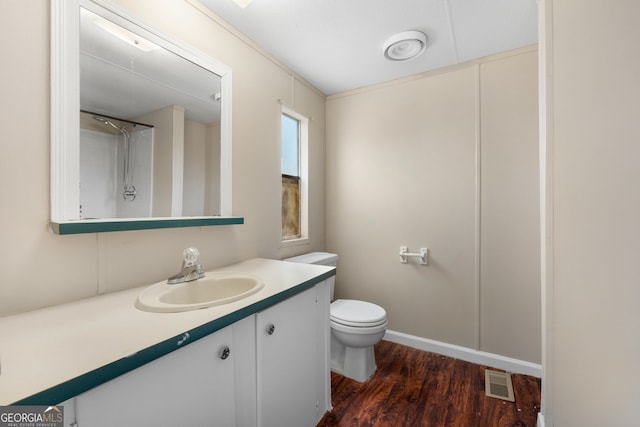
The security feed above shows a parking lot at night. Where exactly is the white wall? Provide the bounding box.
[480,52,540,362]
[542,0,640,425]
[79,127,154,219]
[326,47,540,363]
[0,0,326,316]
[183,119,207,216]
[327,65,478,348]
[80,129,119,219]
[205,122,221,215]
[135,105,185,217]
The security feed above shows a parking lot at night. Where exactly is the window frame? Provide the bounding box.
[280,105,309,243]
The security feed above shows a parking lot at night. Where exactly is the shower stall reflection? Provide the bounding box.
[80,112,154,219]
[92,115,136,202]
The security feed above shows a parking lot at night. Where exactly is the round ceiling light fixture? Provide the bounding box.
[383,30,427,61]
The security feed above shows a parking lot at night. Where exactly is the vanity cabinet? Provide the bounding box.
[69,316,256,427]
[256,282,330,427]
[57,281,330,427]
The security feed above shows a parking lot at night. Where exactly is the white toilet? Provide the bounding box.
[285,252,387,382]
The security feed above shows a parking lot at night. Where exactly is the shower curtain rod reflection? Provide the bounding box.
[81,110,154,129]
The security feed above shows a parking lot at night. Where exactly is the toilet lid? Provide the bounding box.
[330,299,387,327]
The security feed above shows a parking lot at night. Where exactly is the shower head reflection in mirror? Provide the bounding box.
[92,115,136,202]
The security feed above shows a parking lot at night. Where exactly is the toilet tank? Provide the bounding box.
[285,252,337,299]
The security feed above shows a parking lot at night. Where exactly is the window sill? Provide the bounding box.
[280,236,310,248]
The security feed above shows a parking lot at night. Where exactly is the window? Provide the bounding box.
[281,107,308,241]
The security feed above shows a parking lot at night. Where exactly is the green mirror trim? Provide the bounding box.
[50,217,244,235]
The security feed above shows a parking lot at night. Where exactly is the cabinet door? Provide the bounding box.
[75,324,239,427]
[256,286,319,427]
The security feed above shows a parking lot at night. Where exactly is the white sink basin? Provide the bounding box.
[135,272,264,313]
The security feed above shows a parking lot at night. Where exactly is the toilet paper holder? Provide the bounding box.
[399,246,429,265]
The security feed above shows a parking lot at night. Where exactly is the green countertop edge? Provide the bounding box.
[50,217,244,235]
[13,269,336,405]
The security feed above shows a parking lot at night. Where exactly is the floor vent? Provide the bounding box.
[485,369,515,402]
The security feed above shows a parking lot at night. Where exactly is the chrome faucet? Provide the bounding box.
[167,247,205,284]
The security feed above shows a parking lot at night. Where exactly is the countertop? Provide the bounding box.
[0,258,335,405]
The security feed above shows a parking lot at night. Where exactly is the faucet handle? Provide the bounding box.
[182,247,200,267]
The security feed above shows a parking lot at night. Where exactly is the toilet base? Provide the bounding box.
[330,332,377,382]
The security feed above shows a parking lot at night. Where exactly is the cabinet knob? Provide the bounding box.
[219,346,231,360]
[266,324,276,335]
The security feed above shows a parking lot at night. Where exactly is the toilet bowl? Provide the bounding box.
[330,299,388,382]
[285,252,387,382]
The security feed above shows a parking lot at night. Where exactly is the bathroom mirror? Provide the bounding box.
[51,0,239,234]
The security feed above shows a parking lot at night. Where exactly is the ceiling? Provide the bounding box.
[81,7,222,123]
[198,0,538,95]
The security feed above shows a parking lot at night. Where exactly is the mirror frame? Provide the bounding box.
[50,0,240,234]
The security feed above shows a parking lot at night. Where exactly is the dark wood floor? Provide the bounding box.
[317,340,540,427]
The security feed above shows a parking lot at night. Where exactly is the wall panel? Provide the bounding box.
[327,48,540,362]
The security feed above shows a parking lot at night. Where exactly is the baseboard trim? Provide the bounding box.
[537,412,545,427]
[383,330,542,378]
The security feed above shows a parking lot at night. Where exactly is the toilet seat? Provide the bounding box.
[330,299,387,328]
